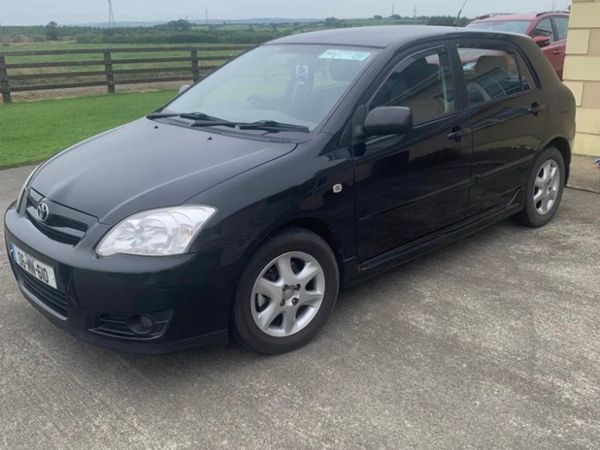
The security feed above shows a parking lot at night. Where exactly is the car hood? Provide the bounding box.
[31,118,297,224]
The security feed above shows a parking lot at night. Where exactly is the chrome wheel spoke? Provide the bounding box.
[281,308,297,334]
[549,164,558,182]
[540,162,551,183]
[257,302,281,329]
[296,261,320,286]
[533,188,544,203]
[299,289,323,307]
[541,196,549,214]
[255,277,283,301]
[276,255,296,285]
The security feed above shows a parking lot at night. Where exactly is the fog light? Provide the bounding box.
[127,314,156,336]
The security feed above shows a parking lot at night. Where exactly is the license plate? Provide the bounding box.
[10,243,57,289]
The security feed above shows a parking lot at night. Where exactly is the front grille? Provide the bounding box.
[19,269,68,318]
[25,189,94,246]
[27,217,84,245]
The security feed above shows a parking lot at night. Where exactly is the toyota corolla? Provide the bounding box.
[4,26,575,354]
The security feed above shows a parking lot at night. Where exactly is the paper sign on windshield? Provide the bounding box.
[319,49,371,61]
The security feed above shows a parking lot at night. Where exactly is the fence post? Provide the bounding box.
[103,51,115,94]
[0,55,12,104]
[191,49,200,82]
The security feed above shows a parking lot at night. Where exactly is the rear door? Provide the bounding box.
[532,17,564,78]
[454,39,547,214]
[353,43,473,260]
[551,15,569,79]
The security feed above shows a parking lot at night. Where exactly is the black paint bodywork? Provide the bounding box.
[4,26,575,353]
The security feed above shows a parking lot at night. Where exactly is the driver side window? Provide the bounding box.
[370,48,456,125]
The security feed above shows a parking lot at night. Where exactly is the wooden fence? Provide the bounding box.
[0,45,251,103]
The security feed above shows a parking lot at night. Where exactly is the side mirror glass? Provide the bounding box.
[364,106,413,137]
[178,84,191,94]
[533,35,551,48]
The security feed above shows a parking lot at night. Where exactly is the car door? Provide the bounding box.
[551,15,569,79]
[454,39,547,214]
[353,43,473,261]
[532,17,564,77]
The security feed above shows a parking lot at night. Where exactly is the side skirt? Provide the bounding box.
[342,195,524,289]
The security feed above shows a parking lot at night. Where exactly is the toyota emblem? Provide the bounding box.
[37,202,50,222]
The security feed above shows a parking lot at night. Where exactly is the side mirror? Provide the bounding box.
[178,84,191,94]
[364,106,413,137]
[533,35,551,48]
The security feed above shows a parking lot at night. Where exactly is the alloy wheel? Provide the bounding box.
[533,159,560,215]
[250,251,325,337]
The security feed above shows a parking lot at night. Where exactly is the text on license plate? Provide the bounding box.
[10,243,57,289]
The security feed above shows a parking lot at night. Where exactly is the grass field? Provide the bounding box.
[0,90,176,168]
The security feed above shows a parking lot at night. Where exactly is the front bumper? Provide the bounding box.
[4,205,233,353]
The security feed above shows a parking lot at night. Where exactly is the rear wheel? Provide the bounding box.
[233,227,339,354]
[513,147,565,227]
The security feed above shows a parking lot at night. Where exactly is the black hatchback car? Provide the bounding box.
[4,26,575,354]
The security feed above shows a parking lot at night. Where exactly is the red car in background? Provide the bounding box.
[467,12,569,79]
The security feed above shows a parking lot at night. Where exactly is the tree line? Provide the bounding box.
[0,16,471,45]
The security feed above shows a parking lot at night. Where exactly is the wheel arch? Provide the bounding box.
[546,136,571,183]
[239,217,347,289]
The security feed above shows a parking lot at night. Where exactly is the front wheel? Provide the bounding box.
[512,146,565,228]
[233,227,339,354]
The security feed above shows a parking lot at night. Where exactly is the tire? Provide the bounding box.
[512,146,565,228]
[232,227,339,355]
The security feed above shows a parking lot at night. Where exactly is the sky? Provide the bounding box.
[1,0,573,26]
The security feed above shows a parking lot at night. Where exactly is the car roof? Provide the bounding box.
[472,12,568,22]
[268,25,475,49]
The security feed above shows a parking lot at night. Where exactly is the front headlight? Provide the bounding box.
[96,206,216,257]
[17,165,40,209]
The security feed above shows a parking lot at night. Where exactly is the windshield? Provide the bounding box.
[164,44,378,131]
[467,20,530,34]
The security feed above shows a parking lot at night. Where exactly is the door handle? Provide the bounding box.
[553,49,563,55]
[528,102,547,116]
[448,126,469,142]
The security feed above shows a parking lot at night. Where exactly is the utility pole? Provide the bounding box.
[107,0,116,28]
[205,8,209,25]
[391,3,395,16]
[413,4,417,18]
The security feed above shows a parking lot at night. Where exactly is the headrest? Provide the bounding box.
[475,55,509,75]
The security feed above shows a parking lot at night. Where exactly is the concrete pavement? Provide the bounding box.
[569,155,600,193]
[1,165,599,449]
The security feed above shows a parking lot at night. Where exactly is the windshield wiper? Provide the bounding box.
[191,119,309,133]
[146,111,228,122]
[149,112,310,133]
[192,119,309,133]
[237,120,310,133]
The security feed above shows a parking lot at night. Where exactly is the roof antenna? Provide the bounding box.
[455,0,469,26]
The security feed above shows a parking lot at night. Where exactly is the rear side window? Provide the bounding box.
[533,18,556,43]
[553,16,569,41]
[457,46,530,106]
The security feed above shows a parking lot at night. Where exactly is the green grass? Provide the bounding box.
[0,90,176,169]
